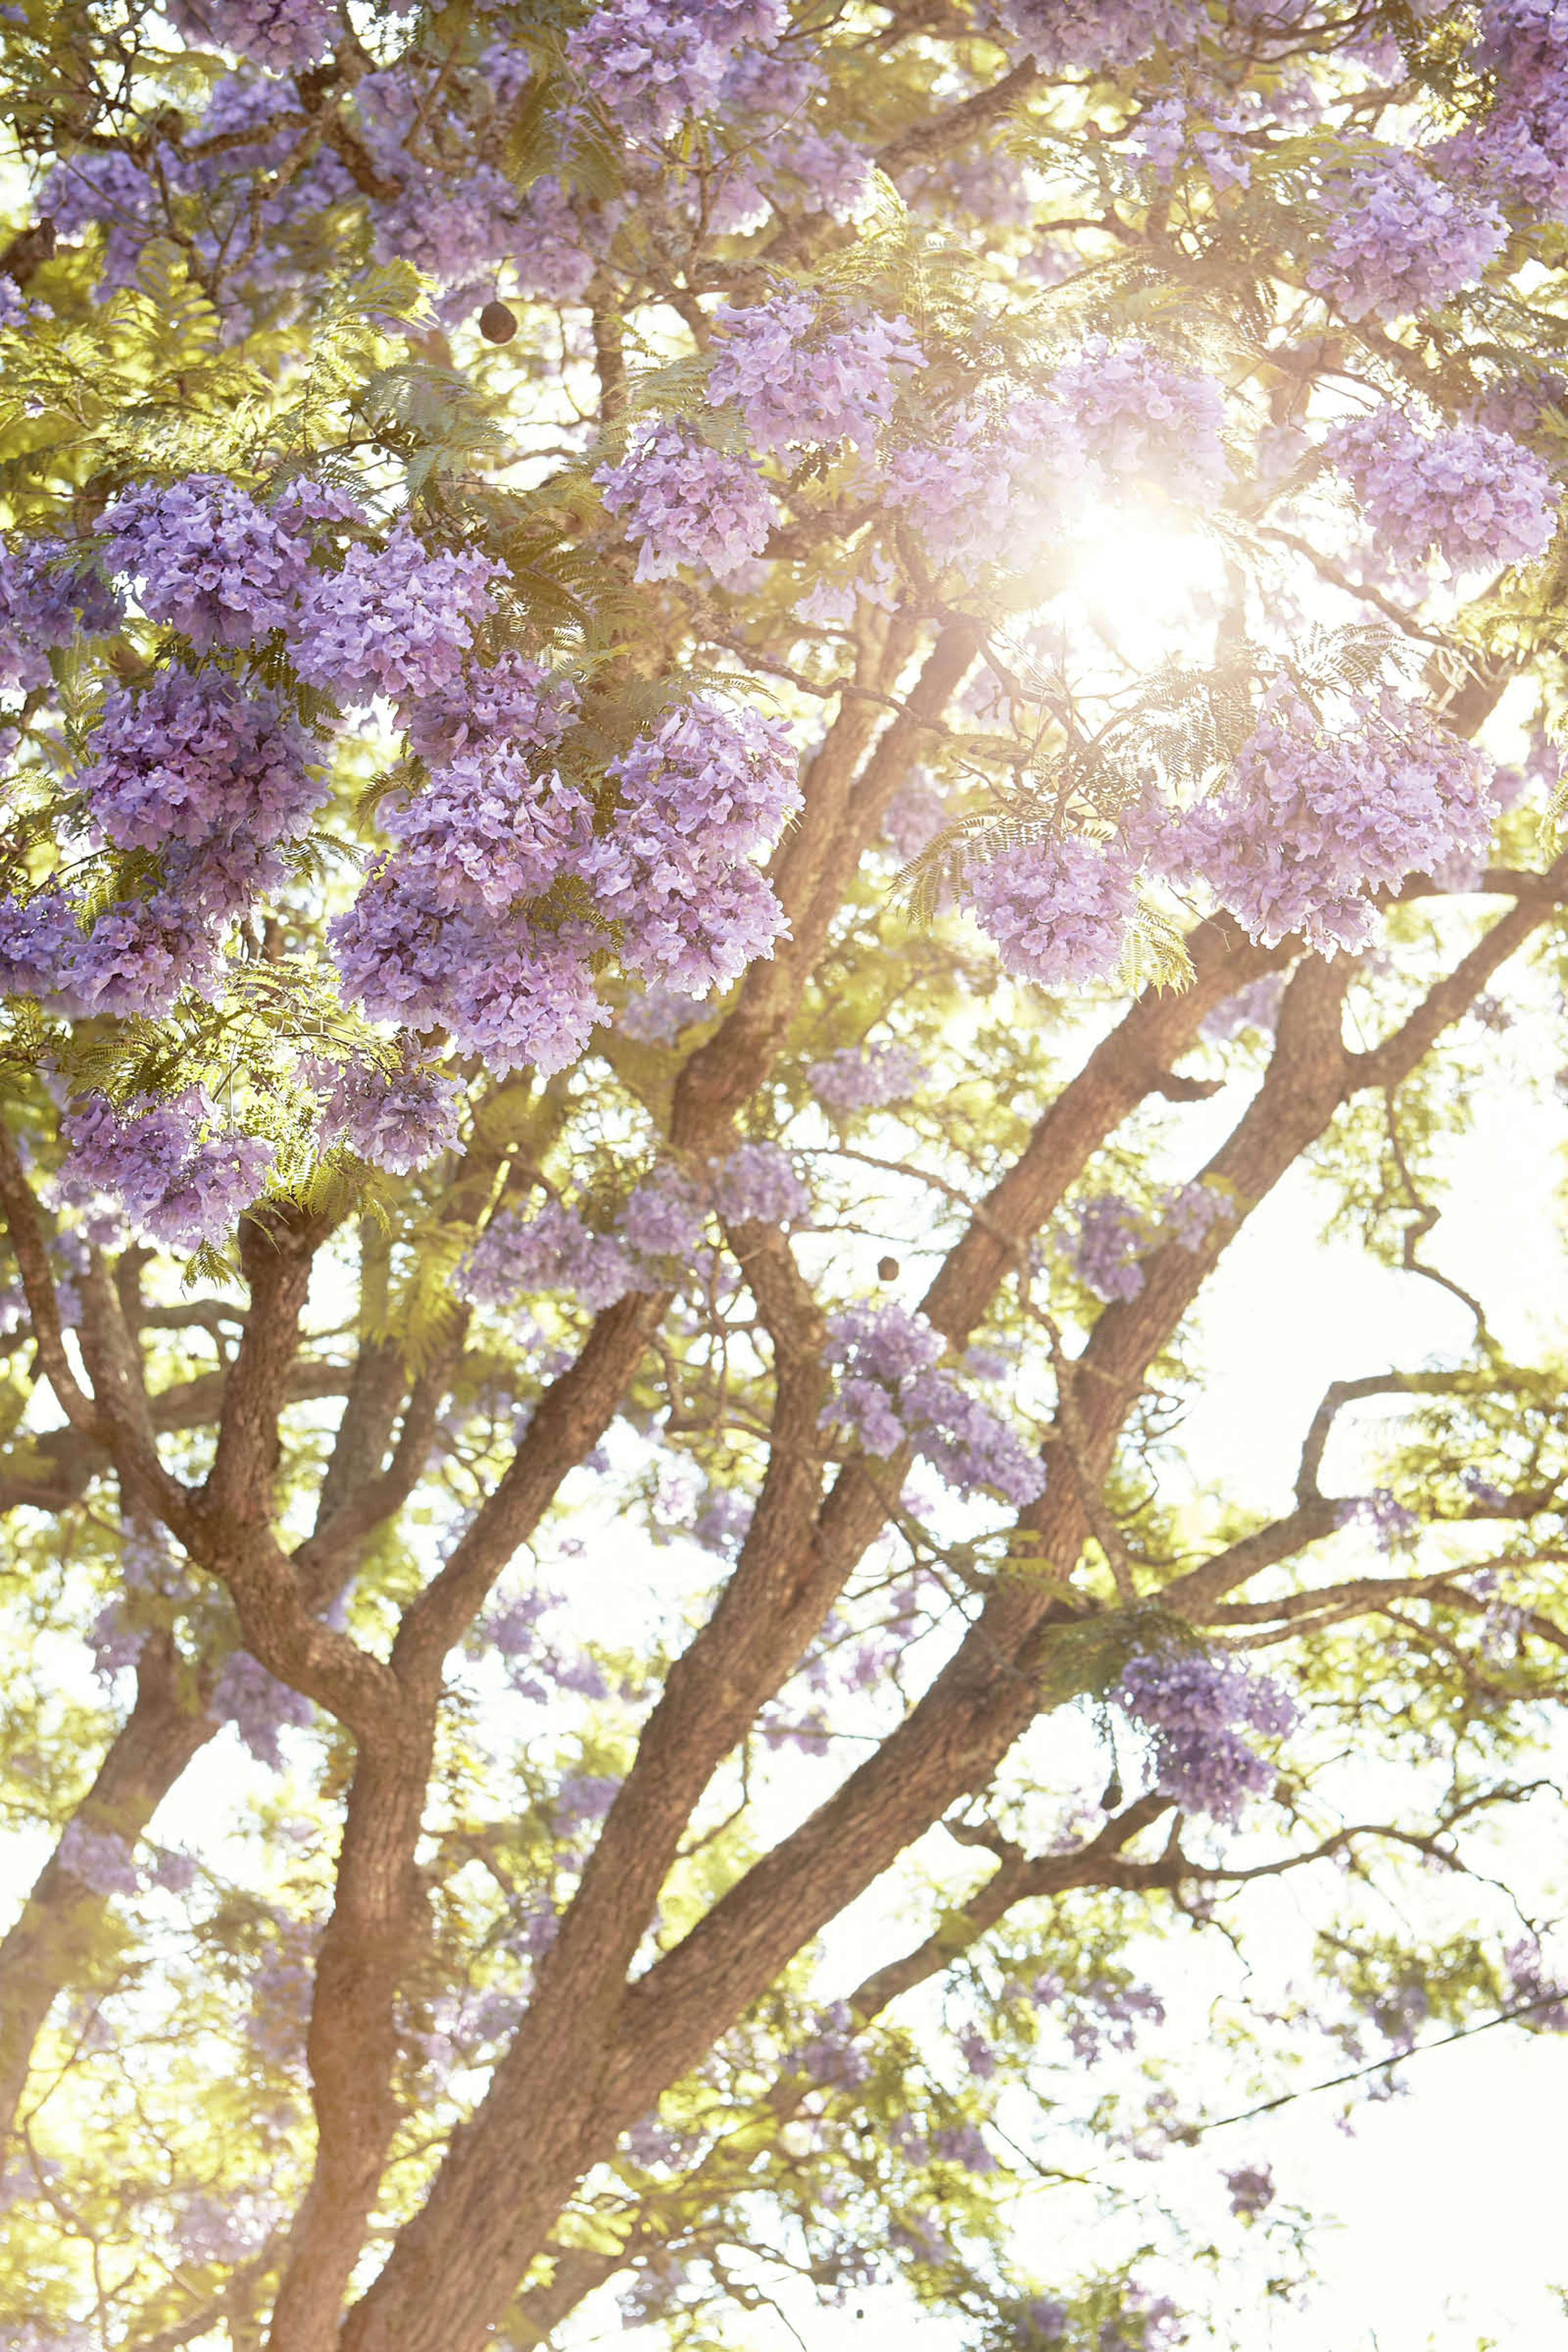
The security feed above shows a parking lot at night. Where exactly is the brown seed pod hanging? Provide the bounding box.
[479,299,518,344]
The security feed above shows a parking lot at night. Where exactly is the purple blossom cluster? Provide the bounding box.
[1308,155,1506,322]
[595,421,777,583]
[1441,1,1568,218]
[82,670,319,850]
[1336,1488,1420,1551]
[338,691,797,1073]
[1185,686,1498,951]
[713,1140,811,1225]
[1198,971,1288,1044]
[1115,1645,1296,1825]
[1,538,121,693]
[821,1302,1045,1501]
[1051,339,1228,505]
[1327,408,1556,574]
[706,295,924,452]
[455,1202,638,1315]
[566,0,789,143]
[1062,1183,1234,1303]
[882,395,1095,569]
[806,1042,927,1111]
[214,1650,314,1770]
[596,701,802,993]
[59,1091,274,1251]
[999,0,1194,69]
[792,1999,874,2087]
[310,1061,464,1175]
[102,476,307,648]
[58,1820,140,1897]
[967,834,1138,989]
[620,1166,706,1258]
[167,0,338,71]
[292,530,498,708]
[1224,2163,1276,2216]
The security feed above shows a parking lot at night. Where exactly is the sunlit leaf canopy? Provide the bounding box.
[3,2,1568,2348]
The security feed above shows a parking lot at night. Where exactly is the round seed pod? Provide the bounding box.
[479,300,518,344]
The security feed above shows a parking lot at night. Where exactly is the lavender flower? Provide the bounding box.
[213,1651,314,1771]
[167,0,339,71]
[1065,1193,1149,1303]
[60,1091,274,1251]
[291,528,498,708]
[81,670,320,849]
[706,294,924,452]
[1198,971,1288,1044]
[311,1062,464,1174]
[596,421,777,582]
[567,0,788,143]
[902,1367,1046,1505]
[792,1999,873,2087]
[713,1140,810,1225]
[807,1042,927,1112]
[967,835,1138,989]
[455,1202,638,1313]
[1116,1646,1296,1825]
[1052,338,1228,504]
[1336,1488,1419,1552]
[620,1167,706,1258]
[1182,685,1498,952]
[1327,407,1556,574]
[1308,154,1506,322]
[58,1821,139,1896]
[1000,0,1194,69]
[881,772,948,860]
[1224,2163,1276,2216]
[102,476,307,648]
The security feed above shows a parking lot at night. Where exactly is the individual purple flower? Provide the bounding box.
[291,528,498,707]
[1115,1646,1296,1825]
[101,476,307,648]
[1327,408,1556,574]
[807,1042,927,1112]
[967,835,1138,989]
[595,421,777,583]
[311,1061,464,1174]
[80,670,320,849]
[1307,154,1506,322]
[714,1140,810,1224]
[1052,338,1228,504]
[706,294,924,452]
[213,1650,314,1770]
[455,1201,638,1313]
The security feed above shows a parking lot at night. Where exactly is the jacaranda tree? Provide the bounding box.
[4,2,1568,2346]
